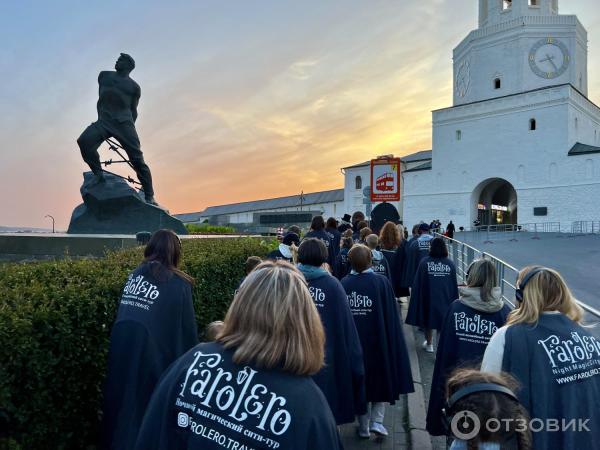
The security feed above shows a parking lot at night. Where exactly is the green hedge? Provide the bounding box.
[0,238,272,450]
[185,223,236,234]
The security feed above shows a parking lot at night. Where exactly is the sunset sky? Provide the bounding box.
[1,0,599,230]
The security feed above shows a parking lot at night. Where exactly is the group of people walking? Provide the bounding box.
[101,214,600,450]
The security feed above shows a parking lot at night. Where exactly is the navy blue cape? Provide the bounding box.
[391,241,411,297]
[306,273,367,424]
[405,256,459,330]
[334,247,351,280]
[326,227,341,257]
[404,234,433,288]
[426,300,510,436]
[502,314,600,450]
[102,263,199,450]
[303,229,335,267]
[341,272,414,402]
[134,342,343,450]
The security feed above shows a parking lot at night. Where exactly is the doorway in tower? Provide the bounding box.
[471,178,517,226]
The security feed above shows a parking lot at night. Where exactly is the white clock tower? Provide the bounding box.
[401,0,600,231]
[454,0,588,105]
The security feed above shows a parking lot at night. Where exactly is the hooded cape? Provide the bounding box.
[502,314,600,450]
[404,234,433,288]
[334,247,351,280]
[134,342,343,450]
[371,249,391,281]
[426,299,510,436]
[341,271,414,402]
[301,270,367,424]
[304,229,335,267]
[391,240,411,297]
[405,256,459,330]
[102,263,199,450]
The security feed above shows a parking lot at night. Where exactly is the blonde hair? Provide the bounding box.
[218,261,325,375]
[365,234,379,250]
[205,320,224,341]
[466,259,498,303]
[507,266,583,326]
[396,224,406,243]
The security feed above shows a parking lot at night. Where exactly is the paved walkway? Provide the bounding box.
[339,303,432,450]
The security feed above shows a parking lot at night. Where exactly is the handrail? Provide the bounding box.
[434,233,600,320]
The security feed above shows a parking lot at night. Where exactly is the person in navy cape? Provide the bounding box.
[341,244,414,438]
[426,259,510,436]
[297,238,367,424]
[334,235,353,280]
[365,234,391,281]
[404,223,433,288]
[406,237,458,352]
[303,215,335,268]
[135,261,342,450]
[482,266,600,450]
[266,232,299,263]
[102,230,199,450]
[325,217,341,258]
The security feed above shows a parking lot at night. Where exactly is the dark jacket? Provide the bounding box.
[102,263,198,450]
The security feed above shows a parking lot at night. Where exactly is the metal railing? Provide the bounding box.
[571,221,600,234]
[435,233,600,326]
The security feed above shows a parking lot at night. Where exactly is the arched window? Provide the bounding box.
[494,78,501,89]
[355,176,362,190]
[502,0,512,10]
[529,118,537,131]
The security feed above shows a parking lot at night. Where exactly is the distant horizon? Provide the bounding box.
[1,0,599,229]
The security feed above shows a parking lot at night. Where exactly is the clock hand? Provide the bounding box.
[545,54,559,72]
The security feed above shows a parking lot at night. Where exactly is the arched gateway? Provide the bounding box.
[471,178,517,226]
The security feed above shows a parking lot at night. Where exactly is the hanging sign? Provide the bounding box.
[370,157,401,202]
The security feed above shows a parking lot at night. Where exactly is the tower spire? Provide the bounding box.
[479,0,558,28]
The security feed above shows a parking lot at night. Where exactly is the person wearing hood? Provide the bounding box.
[334,235,353,280]
[304,216,335,267]
[406,237,458,353]
[404,223,434,288]
[365,234,391,281]
[266,232,299,263]
[341,245,414,439]
[325,217,341,258]
[426,258,510,437]
[297,238,367,425]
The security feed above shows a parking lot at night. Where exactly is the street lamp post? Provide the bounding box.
[45,215,55,233]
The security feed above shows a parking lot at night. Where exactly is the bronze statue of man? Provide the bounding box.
[77,53,157,205]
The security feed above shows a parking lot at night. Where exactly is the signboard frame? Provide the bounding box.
[370,157,401,202]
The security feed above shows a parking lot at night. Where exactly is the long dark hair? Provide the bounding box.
[142,229,194,284]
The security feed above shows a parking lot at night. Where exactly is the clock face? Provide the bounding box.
[456,59,471,97]
[529,38,570,79]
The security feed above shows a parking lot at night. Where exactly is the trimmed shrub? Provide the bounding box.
[185,223,236,234]
[0,237,271,450]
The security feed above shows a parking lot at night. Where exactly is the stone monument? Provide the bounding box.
[68,53,187,235]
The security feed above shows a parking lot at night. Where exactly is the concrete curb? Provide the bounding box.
[401,305,433,450]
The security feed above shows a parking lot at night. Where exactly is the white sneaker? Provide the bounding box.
[422,340,434,353]
[369,422,389,437]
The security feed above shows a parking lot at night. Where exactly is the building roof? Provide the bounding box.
[404,161,432,172]
[342,150,432,169]
[568,142,600,156]
[175,211,206,223]
[176,189,344,219]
